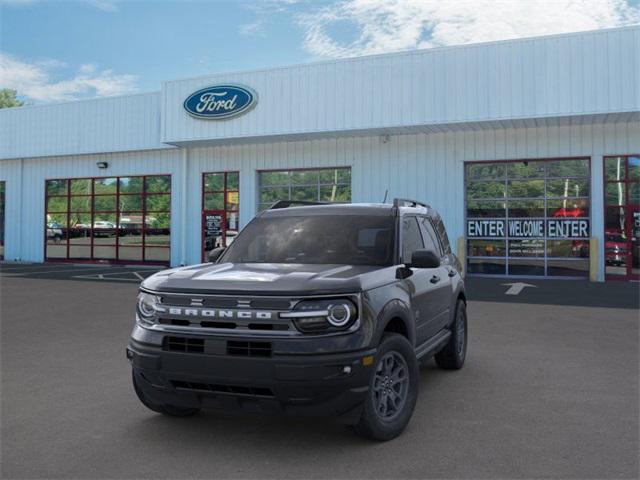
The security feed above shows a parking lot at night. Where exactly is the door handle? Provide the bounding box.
[430,275,440,284]
[447,268,457,277]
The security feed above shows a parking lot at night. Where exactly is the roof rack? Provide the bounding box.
[269,200,330,209]
[393,198,431,209]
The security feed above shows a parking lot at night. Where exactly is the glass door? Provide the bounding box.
[202,172,239,261]
[604,155,639,280]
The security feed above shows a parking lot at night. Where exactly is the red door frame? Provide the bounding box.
[201,171,239,262]
[603,155,639,281]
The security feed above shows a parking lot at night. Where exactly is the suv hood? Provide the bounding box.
[142,262,396,296]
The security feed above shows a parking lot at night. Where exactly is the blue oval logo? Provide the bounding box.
[183,84,257,120]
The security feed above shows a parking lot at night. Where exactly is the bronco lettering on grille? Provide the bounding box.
[160,307,273,320]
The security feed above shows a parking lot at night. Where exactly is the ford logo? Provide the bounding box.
[183,84,257,120]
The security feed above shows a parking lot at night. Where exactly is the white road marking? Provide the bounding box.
[502,282,537,295]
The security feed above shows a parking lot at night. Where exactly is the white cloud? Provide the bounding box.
[0,53,138,102]
[239,19,266,36]
[298,0,640,58]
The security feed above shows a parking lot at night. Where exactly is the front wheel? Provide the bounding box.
[434,300,467,370]
[132,371,200,417]
[352,333,419,441]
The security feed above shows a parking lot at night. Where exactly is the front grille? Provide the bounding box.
[163,336,205,353]
[171,380,274,397]
[227,340,272,357]
[159,295,238,308]
[157,318,290,332]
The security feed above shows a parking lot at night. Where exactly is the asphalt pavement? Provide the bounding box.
[1,266,638,479]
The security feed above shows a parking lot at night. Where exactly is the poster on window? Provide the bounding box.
[204,213,223,251]
[467,219,589,238]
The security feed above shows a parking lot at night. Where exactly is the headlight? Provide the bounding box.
[281,298,358,333]
[136,291,160,326]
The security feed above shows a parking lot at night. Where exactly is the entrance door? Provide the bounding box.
[604,156,639,280]
[202,172,239,261]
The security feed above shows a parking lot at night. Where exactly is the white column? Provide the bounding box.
[591,155,605,282]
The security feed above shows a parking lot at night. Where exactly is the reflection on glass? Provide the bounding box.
[47,179,68,196]
[204,193,224,210]
[204,173,224,191]
[227,172,239,190]
[46,244,68,258]
[467,258,506,275]
[466,200,505,218]
[629,156,640,181]
[506,161,545,179]
[119,194,143,211]
[118,247,143,261]
[466,181,506,199]
[467,240,506,257]
[547,240,589,258]
[145,247,170,262]
[258,168,351,207]
[69,245,91,259]
[508,240,545,257]
[70,179,91,195]
[547,199,589,218]
[70,196,91,212]
[94,178,117,194]
[547,159,589,177]
[145,229,170,247]
[291,170,318,185]
[507,180,545,198]
[605,183,625,206]
[119,177,143,194]
[93,246,117,259]
[547,260,589,277]
[466,163,506,180]
[605,157,625,181]
[47,197,68,213]
[629,184,639,205]
[508,259,545,276]
[507,200,545,218]
[145,176,171,193]
[93,195,117,212]
[547,179,589,198]
[145,194,170,212]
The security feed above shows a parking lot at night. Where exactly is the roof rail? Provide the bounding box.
[269,200,330,209]
[393,198,431,209]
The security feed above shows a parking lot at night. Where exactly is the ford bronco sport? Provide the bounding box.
[128,198,467,441]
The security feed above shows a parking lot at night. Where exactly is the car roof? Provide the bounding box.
[259,202,435,218]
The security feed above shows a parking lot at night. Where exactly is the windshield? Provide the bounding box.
[221,215,396,266]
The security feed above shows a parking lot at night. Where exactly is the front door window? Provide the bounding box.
[604,155,639,280]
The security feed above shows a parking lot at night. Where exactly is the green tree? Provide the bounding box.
[0,89,24,109]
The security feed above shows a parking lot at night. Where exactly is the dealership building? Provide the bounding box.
[0,26,638,281]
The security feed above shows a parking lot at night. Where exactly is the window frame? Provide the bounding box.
[257,167,351,211]
[44,174,171,265]
[464,157,592,278]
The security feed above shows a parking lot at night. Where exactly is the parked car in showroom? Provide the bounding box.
[127,199,467,441]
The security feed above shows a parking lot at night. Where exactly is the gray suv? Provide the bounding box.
[127,198,467,441]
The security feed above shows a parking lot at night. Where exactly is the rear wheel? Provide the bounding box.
[434,300,467,370]
[352,333,419,441]
[132,371,200,417]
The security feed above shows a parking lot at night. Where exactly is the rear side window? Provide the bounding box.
[433,215,452,254]
[401,217,424,263]
[419,217,441,255]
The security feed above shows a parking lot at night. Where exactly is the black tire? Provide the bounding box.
[435,300,467,370]
[352,333,419,441]
[132,371,200,417]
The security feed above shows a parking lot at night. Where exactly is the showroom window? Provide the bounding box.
[257,167,351,211]
[603,155,639,280]
[0,181,4,260]
[465,158,591,277]
[45,175,171,264]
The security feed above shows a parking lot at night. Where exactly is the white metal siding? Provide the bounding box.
[0,92,169,160]
[1,120,637,280]
[162,27,639,145]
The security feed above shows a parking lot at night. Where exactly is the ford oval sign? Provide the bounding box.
[183,84,257,120]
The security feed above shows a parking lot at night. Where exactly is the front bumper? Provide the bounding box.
[127,329,376,423]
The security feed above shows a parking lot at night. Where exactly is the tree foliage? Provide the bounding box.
[0,89,24,109]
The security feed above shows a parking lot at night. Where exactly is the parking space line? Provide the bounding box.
[0,266,134,276]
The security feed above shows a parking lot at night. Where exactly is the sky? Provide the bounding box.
[1,0,639,104]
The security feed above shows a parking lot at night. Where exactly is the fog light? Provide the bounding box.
[362,355,374,366]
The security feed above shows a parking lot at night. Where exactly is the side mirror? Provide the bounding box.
[207,247,226,263]
[407,249,440,269]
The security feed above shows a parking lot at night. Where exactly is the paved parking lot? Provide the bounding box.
[1,263,638,479]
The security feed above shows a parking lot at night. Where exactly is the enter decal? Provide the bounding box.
[467,219,589,238]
